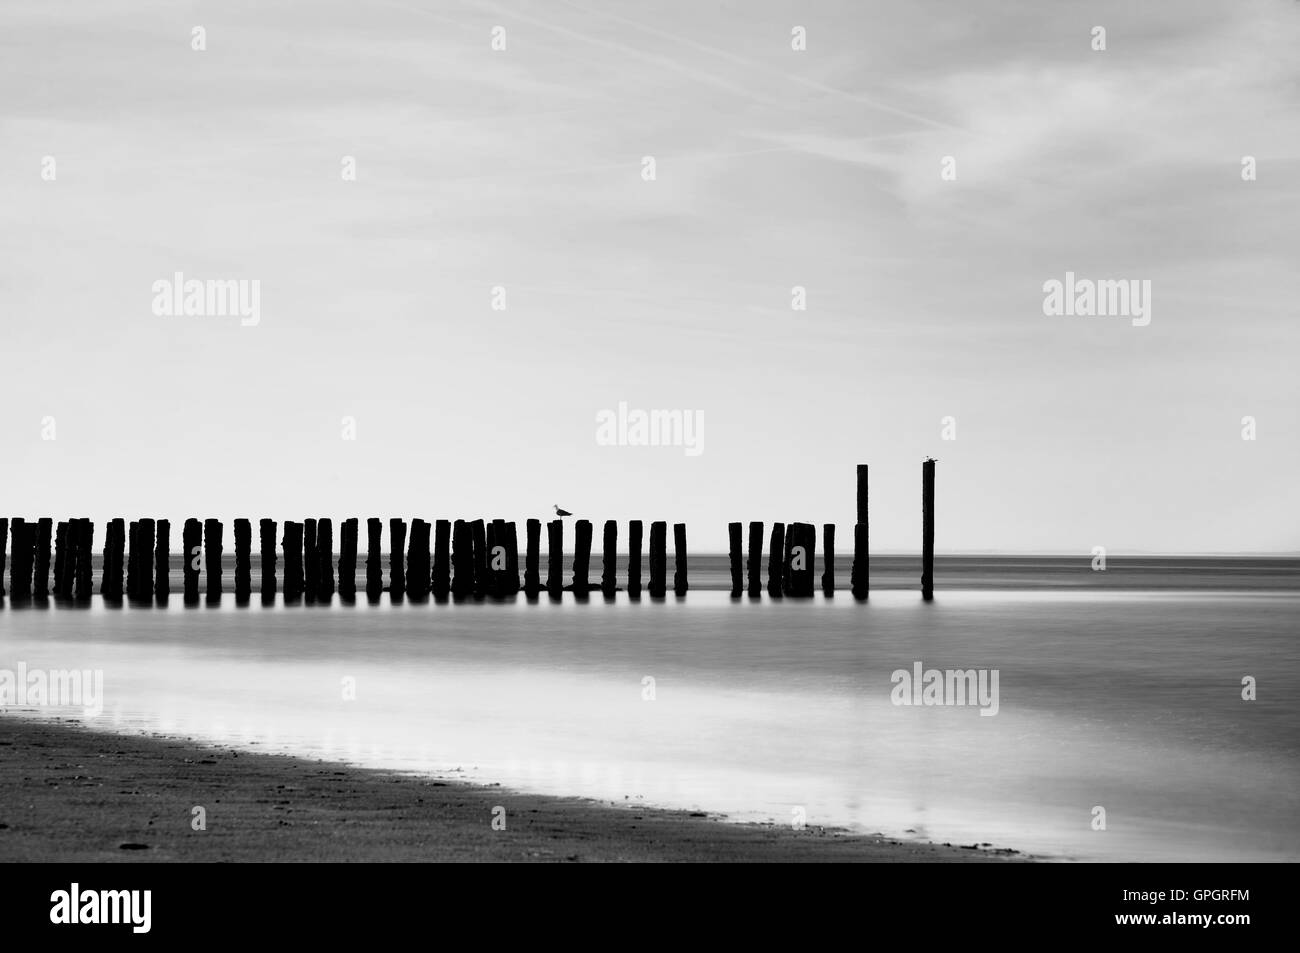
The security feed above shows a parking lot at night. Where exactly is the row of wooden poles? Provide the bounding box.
[0,462,938,603]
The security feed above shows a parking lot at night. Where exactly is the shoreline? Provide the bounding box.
[0,716,1029,862]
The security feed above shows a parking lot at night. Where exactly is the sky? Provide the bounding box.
[1,0,1297,553]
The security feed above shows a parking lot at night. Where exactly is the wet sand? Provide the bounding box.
[0,717,1026,862]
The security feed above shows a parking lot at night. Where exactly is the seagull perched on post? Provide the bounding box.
[553,504,573,517]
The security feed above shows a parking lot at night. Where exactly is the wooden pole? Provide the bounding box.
[523,518,541,597]
[627,520,642,597]
[137,518,155,600]
[234,518,252,600]
[545,519,562,599]
[389,518,407,598]
[767,522,785,598]
[746,521,763,596]
[433,519,452,599]
[571,519,592,596]
[922,459,936,600]
[182,519,202,601]
[0,517,7,597]
[318,518,335,600]
[34,517,52,597]
[648,521,667,597]
[102,518,124,598]
[673,523,688,596]
[501,520,520,596]
[204,518,223,601]
[727,521,743,597]
[852,464,869,600]
[338,517,357,599]
[303,518,319,601]
[9,519,32,598]
[126,521,139,598]
[283,521,305,601]
[601,520,618,597]
[485,520,501,598]
[53,521,68,597]
[258,519,276,600]
[365,518,382,599]
[786,522,815,597]
[156,519,171,599]
[821,523,835,596]
[407,518,430,599]
[75,519,94,600]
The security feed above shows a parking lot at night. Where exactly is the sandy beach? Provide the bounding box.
[0,717,1025,863]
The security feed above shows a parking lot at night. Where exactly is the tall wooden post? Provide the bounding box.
[433,519,452,599]
[365,518,383,599]
[318,518,335,599]
[338,518,357,599]
[922,459,936,600]
[727,522,743,597]
[76,519,94,600]
[9,519,32,598]
[767,522,785,598]
[234,518,252,600]
[746,521,763,596]
[0,517,7,597]
[469,519,487,599]
[673,523,688,595]
[303,519,319,601]
[389,518,407,598]
[53,521,68,597]
[601,520,618,597]
[485,520,501,598]
[572,519,592,597]
[407,519,430,599]
[204,519,223,601]
[282,521,305,601]
[155,519,171,599]
[501,521,520,595]
[852,464,869,599]
[627,520,643,597]
[648,521,667,597]
[523,519,541,597]
[451,519,471,599]
[821,523,835,595]
[786,522,815,597]
[103,518,125,598]
[34,517,52,597]
[258,519,276,600]
[137,518,155,600]
[545,519,562,599]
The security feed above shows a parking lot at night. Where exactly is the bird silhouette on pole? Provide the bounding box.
[553,504,573,517]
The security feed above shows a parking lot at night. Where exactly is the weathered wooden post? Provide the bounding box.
[182,518,201,601]
[338,518,357,599]
[852,464,869,600]
[318,518,335,600]
[389,518,407,598]
[75,519,94,600]
[785,522,815,597]
[365,518,383,599]
[53,521,68,596]
[137,518,155,600]
[432,519,451,599]
[501,520,521,596]
[102,518,125,598]
[571,519,592,596]
[234,518,252,601]
[283,521,305,601]
[34,518,52,597]
[485,520,501,598]
[767,522,785,598]
[451,519,471,599]
[469,519,487,599]
[822,523,835,596]
[204,519,223,601]
[727,522,743,597]
[627,520,643,597]
[0,517,7,597]
[303,518,319,601]
[922,459,936,600]
[545,520,563,599]
[9,519,32,599]
[601,520,618,597]
[406,519,430,599]
[156,519,171,599]
[258,519,276,600]
[523,518,541,597]
[673,523,688,595]
[126,521,140,598]
[746,521,763,596]
[648,521,667,597]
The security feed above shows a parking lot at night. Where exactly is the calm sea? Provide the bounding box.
[2,557,1296,862]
